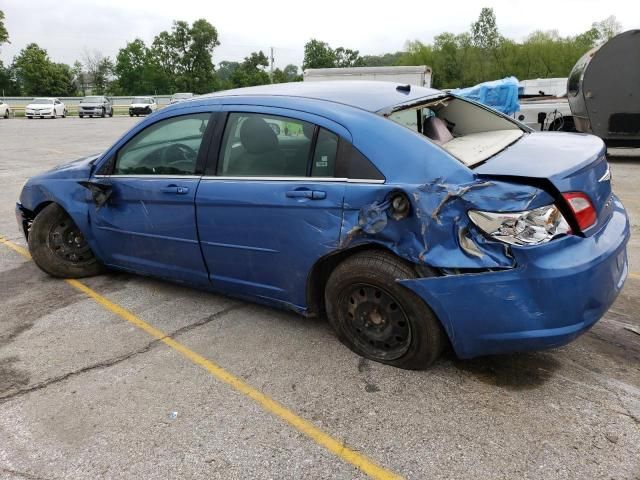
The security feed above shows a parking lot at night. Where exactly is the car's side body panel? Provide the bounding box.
[16,82,631,359]
[89,176,208,284]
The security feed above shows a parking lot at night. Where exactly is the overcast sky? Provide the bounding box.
[1,0,638,69]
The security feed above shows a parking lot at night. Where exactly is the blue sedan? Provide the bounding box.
[16,81,630,369]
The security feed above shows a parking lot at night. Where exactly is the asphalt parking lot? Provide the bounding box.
[0,117,638,479]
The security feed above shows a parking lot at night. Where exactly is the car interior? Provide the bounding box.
[219,113,338,177]
[388,96,523,167]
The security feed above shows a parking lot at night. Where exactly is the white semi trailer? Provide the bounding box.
[303,66,432,88]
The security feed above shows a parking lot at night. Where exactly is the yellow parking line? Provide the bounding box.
[0,235,401,480]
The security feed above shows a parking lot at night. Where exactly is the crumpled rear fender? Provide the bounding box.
[339,178,554,270]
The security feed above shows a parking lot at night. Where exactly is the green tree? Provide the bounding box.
[84,50,114,95]
[216,61,241,90]
[231,51,270,87]
[0,10,9,47]
[13,43,52,95]
[360,52,403,67]
[272,64,302,83]
[592,15,622,43]
[113,39,166,95]
[151,19,220,93]
[334,47,364,67]
[12,43,76,96]
[302,39,336,69]
[471,7,500,50]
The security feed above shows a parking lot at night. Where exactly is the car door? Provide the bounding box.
[54,99,62,115]
[195,108,347,308]
[89,111,216,284]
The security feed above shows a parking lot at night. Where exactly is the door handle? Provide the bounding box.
[285,190,326,200]
[161,185,189,194]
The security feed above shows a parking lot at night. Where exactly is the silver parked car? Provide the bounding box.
[79,96,113,118]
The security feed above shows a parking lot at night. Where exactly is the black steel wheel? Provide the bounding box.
[325,250,445,369]
[28,204,104,278]
[339,283,413,360]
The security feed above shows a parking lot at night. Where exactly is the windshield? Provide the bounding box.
[32,98,53,105]
[132,98,152,104]
[81,96,103,103]
[387,95,524,167]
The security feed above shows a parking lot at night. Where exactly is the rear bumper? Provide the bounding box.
[400,196,630,359]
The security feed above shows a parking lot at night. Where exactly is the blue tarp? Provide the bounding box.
[453,77,520,115]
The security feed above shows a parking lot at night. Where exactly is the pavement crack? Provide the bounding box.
[0,342,156,404]
[161,303,246,340]
[0,467,55,480]
[0,304,244,404]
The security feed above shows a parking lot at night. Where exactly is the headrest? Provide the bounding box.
[423,116,453,145]
[240,117,278,153]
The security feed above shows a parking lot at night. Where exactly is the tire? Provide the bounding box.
[109,108,113,117]
[101,107,106,118]
[27,116,32,119]
[325,250,445,370]
[28,204,104,278]
[3,109,8,119]
[79,114,83,119]
[62,109,67,118]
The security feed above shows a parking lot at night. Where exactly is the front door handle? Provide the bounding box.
[161,185,189,194]
[286,190,326,200]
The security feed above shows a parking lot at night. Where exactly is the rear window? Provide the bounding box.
[387,96,523,167]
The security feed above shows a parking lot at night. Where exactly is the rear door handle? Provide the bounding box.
[286,190,326,200]
[161,185,189,194]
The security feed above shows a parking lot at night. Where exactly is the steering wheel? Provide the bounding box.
[163,143,197,163]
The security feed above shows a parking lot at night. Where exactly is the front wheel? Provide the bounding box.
[3,109,8,119]
[28,204,105,278]
[101,108,106,118]
[325,251,445,369]
[109,108,113,117]
[62,109,67,118]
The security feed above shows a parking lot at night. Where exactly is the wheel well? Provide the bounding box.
[20,201,55,239]
[306,243,416,317]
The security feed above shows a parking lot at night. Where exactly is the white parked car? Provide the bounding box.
[25,98,67,119]
[129,97,157,116]
[0,100,11,119]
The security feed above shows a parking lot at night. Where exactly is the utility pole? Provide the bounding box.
[269,47,274,79]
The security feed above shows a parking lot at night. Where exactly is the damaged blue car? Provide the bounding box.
[16,81,630,369]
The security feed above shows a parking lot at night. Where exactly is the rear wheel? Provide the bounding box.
[28,204,104,278]
[109,108,113,117]
[325,250,445,369]
[3,109,8,119]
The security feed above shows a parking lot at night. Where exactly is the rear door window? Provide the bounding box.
[218,112,314,177]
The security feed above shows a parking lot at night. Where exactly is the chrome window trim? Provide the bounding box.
[201,176,385,184]
[93,174,201,179]
[93,174,385,184]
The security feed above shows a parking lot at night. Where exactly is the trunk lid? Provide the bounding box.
[474,132,612,235]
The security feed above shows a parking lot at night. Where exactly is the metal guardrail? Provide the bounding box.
[1,95,174,108]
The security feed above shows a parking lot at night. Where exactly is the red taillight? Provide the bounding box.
[562,192,597,231]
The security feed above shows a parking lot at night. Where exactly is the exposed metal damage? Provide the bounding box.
[339,177,554,271]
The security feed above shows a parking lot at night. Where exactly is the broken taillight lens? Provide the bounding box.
[468,205,570,246]
[562,192,597,231]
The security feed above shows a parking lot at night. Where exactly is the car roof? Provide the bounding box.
[201,81,441,113]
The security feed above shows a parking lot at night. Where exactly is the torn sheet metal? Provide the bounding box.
[339,178,554,270]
